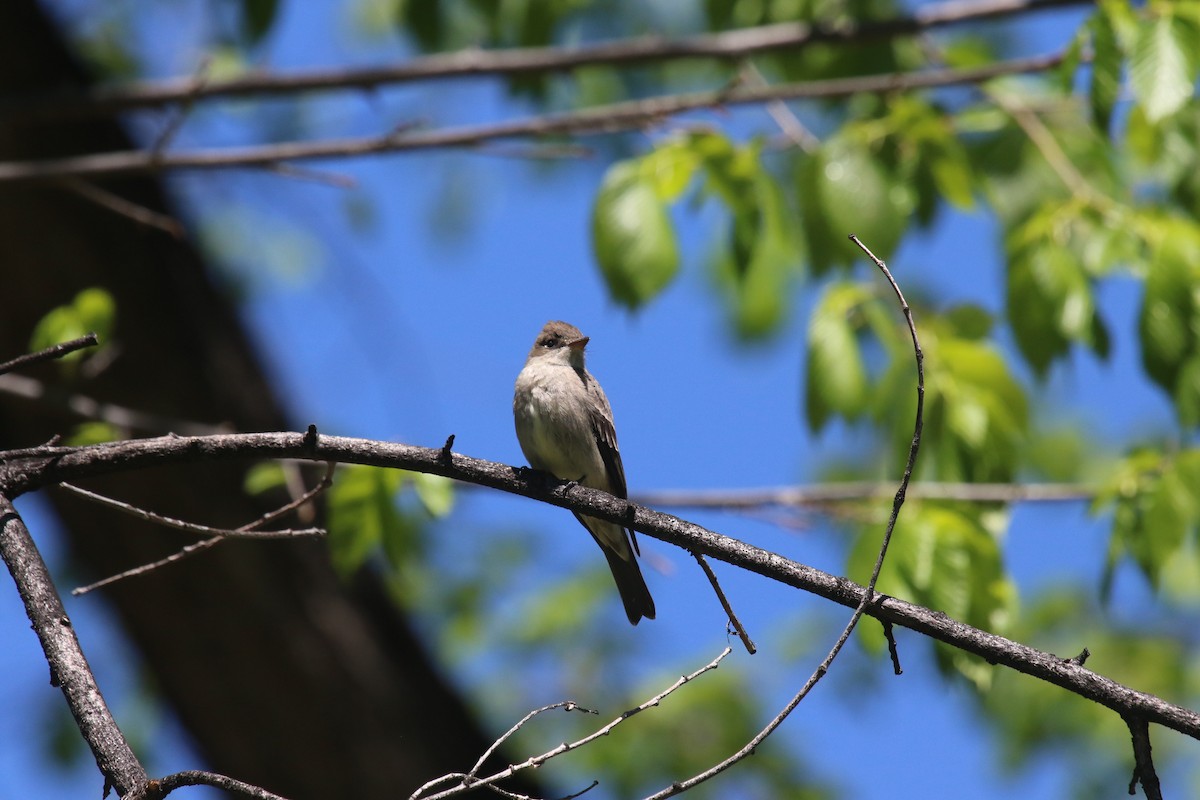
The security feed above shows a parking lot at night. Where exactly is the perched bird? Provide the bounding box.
[513,320,656,625]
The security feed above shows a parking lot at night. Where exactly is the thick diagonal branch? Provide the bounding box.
[6,431,1199,742]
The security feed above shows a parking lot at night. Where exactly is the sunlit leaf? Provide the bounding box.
[1088,7,1121,133]
[29,287,115,368]
[1130,13,1197,123]
[327,465,407,576]
[591,161,680,308]
[805,283,870,431]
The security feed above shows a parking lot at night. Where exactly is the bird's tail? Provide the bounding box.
[599,541,656,625]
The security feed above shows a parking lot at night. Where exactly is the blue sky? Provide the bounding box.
[6,1,1194,798]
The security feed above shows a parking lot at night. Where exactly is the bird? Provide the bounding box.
[513,320,656,625]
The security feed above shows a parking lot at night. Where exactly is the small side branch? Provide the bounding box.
[1124,715,1162,800]
[691,552,756,654]
[411,647,732,800]
[70,462,335,596]
[127,770,294,800]
[645,235,925,797]
[0,333,98,375]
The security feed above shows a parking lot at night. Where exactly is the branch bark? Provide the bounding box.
[6,430,1199,742]
[0,491,147,796]
[0,52,1063,185]
[1,0,1090,122]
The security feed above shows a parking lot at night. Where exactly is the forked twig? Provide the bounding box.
[692,552,756,654]
[71,462,336,596]
[644,234,924,798]
[59,482,325,539]
[410,647,733,800]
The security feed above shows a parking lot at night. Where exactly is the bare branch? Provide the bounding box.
[411,648,732,800]
[3,431,1198,740]
[691,552,756,654]
[0,494,147,794]
[1125,715,1163,800]
[633,480,1092,510]
[127,770,294,800]
[0,333,98,376]
[58,482,325,539]
[0,372,228,436]
[69,462,334,596]
[4,0,1088,121]
[0,53,1064,185]
[56,178,186,237]
[645,235,926,798]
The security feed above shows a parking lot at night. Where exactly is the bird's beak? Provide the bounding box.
[567,336,590,351]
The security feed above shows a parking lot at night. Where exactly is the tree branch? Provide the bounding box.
[3,0,1089,122]
[0,492,147,796]
[0,53,1064,185]
[0,332,98,375]
[4,431,1198,742]
[632,480,1092,509]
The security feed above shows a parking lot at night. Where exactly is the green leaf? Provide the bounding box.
[943,304,993,340]
[1088,7,1122,133]
[805,283,870,431]
[922,338,1028,482]
[63,422,120,446]
[240,0,279,45]
[327,465,407,577]
[696,135,799,338]
[410,471,455,518]
[591,161,680,308]
[1092,449,1200,589]
[29,287,116,366]
[1130,13,1197,123]
[1138,224,1200,396]
[849,503,1015,687]
[1007,229,1102,375]
[638,138,701,202]
[727,173,799,339]
[243,462,287,495]
[801,133,908,270]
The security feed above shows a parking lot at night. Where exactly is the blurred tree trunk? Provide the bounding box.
[0,2,526,797]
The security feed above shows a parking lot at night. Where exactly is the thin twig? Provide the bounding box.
[741,62,819,152]
[149,57,212,157]
[56,178,185,237]
[466,701,595,782]
[644,235,925,798]
[3,0,1086,121]
[0,53,1064,185]
[691,552,756,654]
[263,161,359,188]
[127,770,294,800]
[411,648,733,800]
[0,372,226,436]
[0,334,98,376]
[70,463,335,596]
[57,482,325,539]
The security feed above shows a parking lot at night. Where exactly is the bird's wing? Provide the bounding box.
[586,375,640,555]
